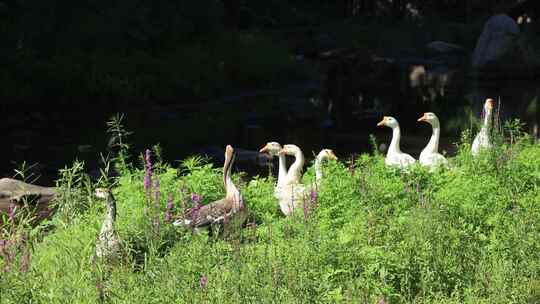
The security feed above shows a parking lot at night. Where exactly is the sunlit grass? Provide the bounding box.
[2,122,540,303]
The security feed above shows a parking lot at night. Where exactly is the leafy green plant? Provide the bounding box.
[3,117,540,303]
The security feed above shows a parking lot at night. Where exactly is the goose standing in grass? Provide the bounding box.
[276,145,337,216]
[174,145,246,228]
[472,98,494,157]
[95,189,121,262]
[418,112,448,170]
[314,149,338,182]
[259,142,289,195]
[377,116,416,168]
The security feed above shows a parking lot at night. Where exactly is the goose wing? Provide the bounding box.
[186,198,232,227]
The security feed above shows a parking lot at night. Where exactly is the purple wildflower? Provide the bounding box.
[191,193,201,204]
[153,178,161,233]
[302,195,309,222]
[153,178,160,209]
[144,149,153,211]
[359,161,366,193]
[416,181,424,206]
[349,154,356,177]
[310,186,318,210]
[164,194,175,222]
[7,201,16,222]
[401,170,409,193]
[179,184,187,213]
[0,239,7,251]
[199,274,207,289]
[190,203,202,223]
[145,149,152,171]
[20,245,31,272]
[166,196,174,210]
[20,232,31,273]
[0,239,15,271]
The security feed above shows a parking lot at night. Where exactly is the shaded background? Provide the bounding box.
[1,0,539,185]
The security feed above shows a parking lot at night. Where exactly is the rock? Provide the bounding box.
[77,144,94,153]
[472,14,519,68]
[426,41,464,54]
[0,178,57,223]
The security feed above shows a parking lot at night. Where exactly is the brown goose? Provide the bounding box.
[0,178,57,223]
[174,145,246,228]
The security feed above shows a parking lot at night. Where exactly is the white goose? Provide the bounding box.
[377,116,416,168]
[314,149,338,182]
[418,112,448,170]
[472,98,494,157]
[276,145,337,216]
[259,142,289,197]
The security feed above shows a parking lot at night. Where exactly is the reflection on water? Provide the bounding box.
[1,78,538,187]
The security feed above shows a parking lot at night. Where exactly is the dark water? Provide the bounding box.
[1,75,538,187]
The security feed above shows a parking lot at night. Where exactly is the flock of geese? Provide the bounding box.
[2,99,495,262]
[377,98,494,169]
[171,98,495,230]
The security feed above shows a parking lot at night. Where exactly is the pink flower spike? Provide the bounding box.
[199,274,207,289]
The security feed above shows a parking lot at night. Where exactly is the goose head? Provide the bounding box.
[317,149,338,161]
[484,98,493,112]
[278,144,302,157]
[225,145,235,166]
[484,98,494,113]
[259,142,282,156]
[417,112,440,128]
[377,116,399,129]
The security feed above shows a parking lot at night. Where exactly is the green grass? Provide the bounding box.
[2,126,540,303]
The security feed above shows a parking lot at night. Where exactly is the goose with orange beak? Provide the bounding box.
[274,145,338,216]
[472,98,494,157]
[417,112,448,170]
[259,142,289,192]
[314,149,338,181]
[377,116,416,168]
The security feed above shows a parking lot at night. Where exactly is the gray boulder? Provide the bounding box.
[472,14,519,68]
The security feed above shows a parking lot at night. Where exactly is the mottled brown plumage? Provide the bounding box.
[95,189,121,263]
[174,145,246,228]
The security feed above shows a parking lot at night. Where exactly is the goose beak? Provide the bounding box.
[94,188,108,199]
[377,117,386,127]
[259,144,269,153]
[225,145,234,157]
[329,150,338,160]
[486,98,494,110]
[278,148,286,155]
[417,113,427,122]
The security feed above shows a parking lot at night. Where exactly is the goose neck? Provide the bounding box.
[286,150,304,184]
[426,125,440,153]
[277,153,287,187]
[389,126,402,154]
[224,155,238,200]
[482,109,492,130]
[315,155,324,182]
